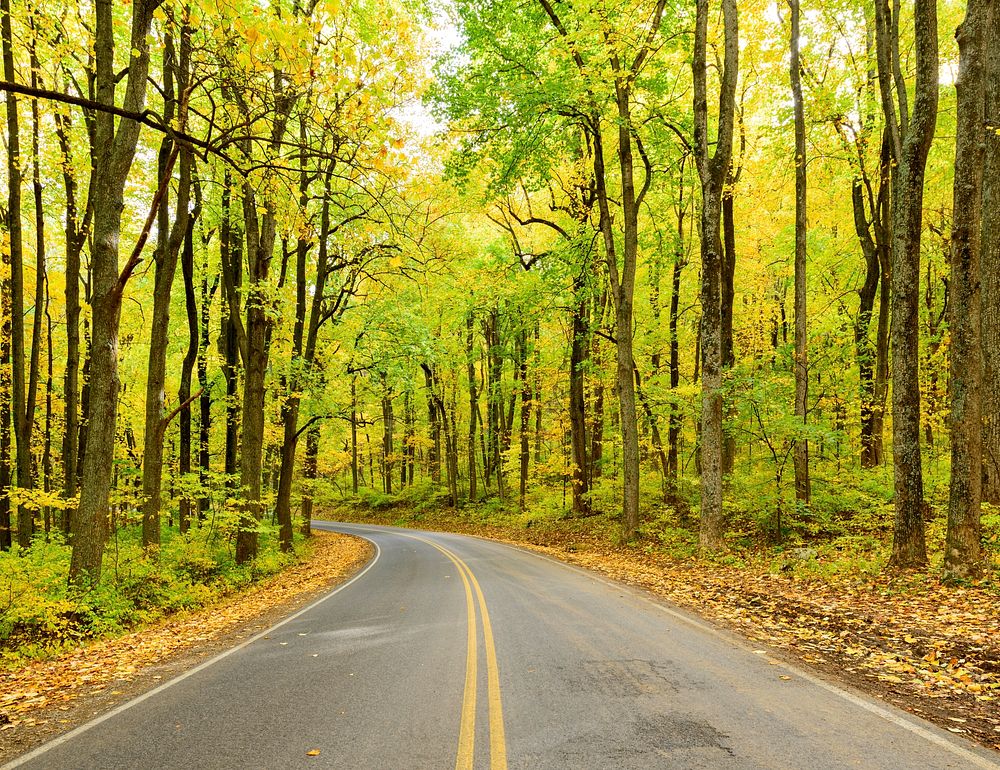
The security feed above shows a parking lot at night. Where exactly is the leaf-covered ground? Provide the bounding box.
[0,531,372,764]
[327,507,1000,754]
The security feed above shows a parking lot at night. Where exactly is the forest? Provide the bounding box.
[0,0,998,651]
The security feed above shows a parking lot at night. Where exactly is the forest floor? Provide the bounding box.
[325,505,1000,754]
[0,531,372,764]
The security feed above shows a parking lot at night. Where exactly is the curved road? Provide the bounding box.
[7,523,999,770]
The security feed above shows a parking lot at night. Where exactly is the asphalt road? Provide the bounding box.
[7,523,1000,770]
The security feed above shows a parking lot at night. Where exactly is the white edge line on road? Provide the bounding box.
[2,534,381,770]
[344,523,1000,770]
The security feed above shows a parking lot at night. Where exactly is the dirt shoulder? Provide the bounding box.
[0,531,373,765]
[326,508,1000,754]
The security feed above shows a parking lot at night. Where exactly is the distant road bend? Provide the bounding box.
[7,523,1000,769]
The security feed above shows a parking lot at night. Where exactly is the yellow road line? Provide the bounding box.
[454,549,478,770]
[467,566,508,770]
[406,534,508,770]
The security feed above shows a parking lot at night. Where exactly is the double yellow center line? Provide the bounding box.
[406,534,508,770]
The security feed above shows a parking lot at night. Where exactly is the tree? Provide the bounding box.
[944,0,992,581]
[789,0,810,506]
[694,0,739,549]
[876,0,938,568]
[981,2,1000,504]
[69,0,163,584]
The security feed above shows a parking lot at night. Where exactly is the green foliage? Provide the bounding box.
[0,522,297,667]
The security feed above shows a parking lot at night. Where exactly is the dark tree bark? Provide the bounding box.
[667,158,688,492]
[381,383,395,495]
[232,82,295,564]
[518,331,530,510]
[54,103,91,533]
[981,3,1000,504]
[0,195,10,551]
[790,0,810,505]
[178,205,198,535]
[944,0,991,581]
[2,0,32,548]
[70,0,163,584]
[300,426,319,536]
[694,0,739,549]
[875,0,938,568]
[350,374,359,494]
[219,177,241,495]
[141,31,193,549]
[569,277,591,515]
[466,312,479,502]
[198,245,218,518]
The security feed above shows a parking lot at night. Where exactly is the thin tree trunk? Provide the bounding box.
[178,202,198,535]
[790,0,810,505]
[3,0,31,548]
[141,34,192,549]
[55,107,88,533]
[381,387,394,495]
[300,426,319,536]
[198,261,218,518]
[980,3,1000,504]
[351,374,359,494]
[944,0,991,581]
[569,281,591,515]
[518,331,530,510]
[466,312,479,502]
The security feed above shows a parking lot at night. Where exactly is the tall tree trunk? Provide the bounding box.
[667,163,687,493]
[694,0,739,550]
[466,312,479,502]
[141,33,192,549]
[876,0,938,568]
[721,169,737,475]
[55,108,88,534]
[198,260,217,518]
[70,0,160,584]
[944,0,991,581]
[350,374,359,494]
[790,0,810,505]
[220,179,241,493]
[518,331,530,510]
[852,176,882,469]
[3,0,31,548]
[381,387,394,495]
[178,205,198,535]
[300,425,319,536]
[980,5,1000,504]
[609,82,642,541]
[569,279,591,515]
[0,188,10,551]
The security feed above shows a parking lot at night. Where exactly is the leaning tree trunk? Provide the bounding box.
[944,0,991,581]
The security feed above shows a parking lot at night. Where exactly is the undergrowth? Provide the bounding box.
[0,522,299,668]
